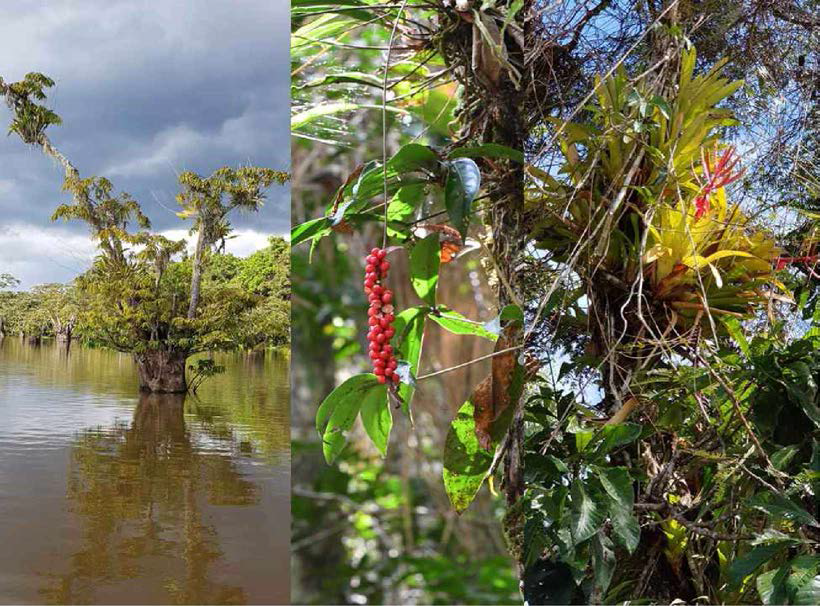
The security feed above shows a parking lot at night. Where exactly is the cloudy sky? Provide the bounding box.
[0,1,290,289]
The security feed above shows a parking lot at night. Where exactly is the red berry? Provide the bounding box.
[392,375,400,384]
[384,368,393,378]
[366,255,377,265]
[372,285,383,295]
[365,264,375,273]
[368,317,379,326]
[371,248,381,256]
[376,333,386,343]
[389,359,398,370]
[380,350,391,361]
[376,249,386,260]
[374,365,385,376]
[383,345,393,355]
[378,317,389,329]
[367,307,378,317]
[374,358,385,367]
[384,327,395,339]
[377,375,387,384]
[384,313,395,324]
[380,261,390,273]
[382,292,392,304]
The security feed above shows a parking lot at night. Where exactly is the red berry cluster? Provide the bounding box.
[364,247,399,385]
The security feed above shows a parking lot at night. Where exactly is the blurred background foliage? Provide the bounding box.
[290,1,519,603]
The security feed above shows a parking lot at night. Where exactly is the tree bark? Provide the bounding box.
[134,349,188,393]
[187,224,206,319]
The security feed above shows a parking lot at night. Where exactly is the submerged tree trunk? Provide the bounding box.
[25,334,41,346]
[134,349,189,393]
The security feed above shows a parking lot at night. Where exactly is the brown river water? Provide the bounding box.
[0,338,289,605]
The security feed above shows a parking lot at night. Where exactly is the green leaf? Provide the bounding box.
[316,374,382,464]
[393,307,427,417]
[595,466,639,553]
[787,556,820,605]
[747,491,819,527]
[442,399,494,512]
[728,541,793,588]
[593,422,642,456]
[722,317,751,356]
[389,143,440,174]
[448,143,524,164]
[591,531,616,596]
[771,445,800,470]
[794,574,820,605]
[410,233,440,305]
[301,71,384,89]
[570,479,606,544]
[360,384,391,456]
[291,217,330,247]
[652,95,672,120]
[444,158,481,238]
[291,102,359,129]
[429,307,498,340]
[758,565,790,605]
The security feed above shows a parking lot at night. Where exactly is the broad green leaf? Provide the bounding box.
[429,307,498,340]
[449,143,524,164]
[387,183,425,223]
[593,422,642,456]
[771,445,800,470]
[444,158,481,238]
[410,233,440,305]
[442,399,494,513]
[591,531,616,596]
[728,541,794,587]
[570,479,606,544]
[794,574,820,605]
[747,491,819,527]
[595,466,639,553]
[393,306,427,417]
[787,556,820,605]
[316,373,381,463]
[757,565,790,605]
[389,143,440,174]
[360,384,391,456]
[291,217,330,247]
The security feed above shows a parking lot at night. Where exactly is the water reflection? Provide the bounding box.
[39,394,255,604]
[0,339,289,605]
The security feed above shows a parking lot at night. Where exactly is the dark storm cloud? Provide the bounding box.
[0,0,290,287]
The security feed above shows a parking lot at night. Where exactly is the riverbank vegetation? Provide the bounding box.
[0,236,289,350]
[0,73,289,393]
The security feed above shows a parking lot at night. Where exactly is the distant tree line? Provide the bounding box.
[0,237,289,351]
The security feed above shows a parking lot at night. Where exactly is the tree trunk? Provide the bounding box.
[134,349,188,393]
[25,334,41,346]
[56,328,72,344]
[187,225,206,319]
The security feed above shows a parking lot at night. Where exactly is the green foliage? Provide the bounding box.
[442,399,495,513]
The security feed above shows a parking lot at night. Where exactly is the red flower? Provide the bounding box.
[693,146,746,219]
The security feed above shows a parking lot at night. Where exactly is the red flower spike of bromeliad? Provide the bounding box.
[693,146,746,220]
[363,247,400,385]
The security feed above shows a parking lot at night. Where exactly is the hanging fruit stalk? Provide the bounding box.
[364,247,400,384]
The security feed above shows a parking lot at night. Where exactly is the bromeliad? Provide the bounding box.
[693,146,746,219]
